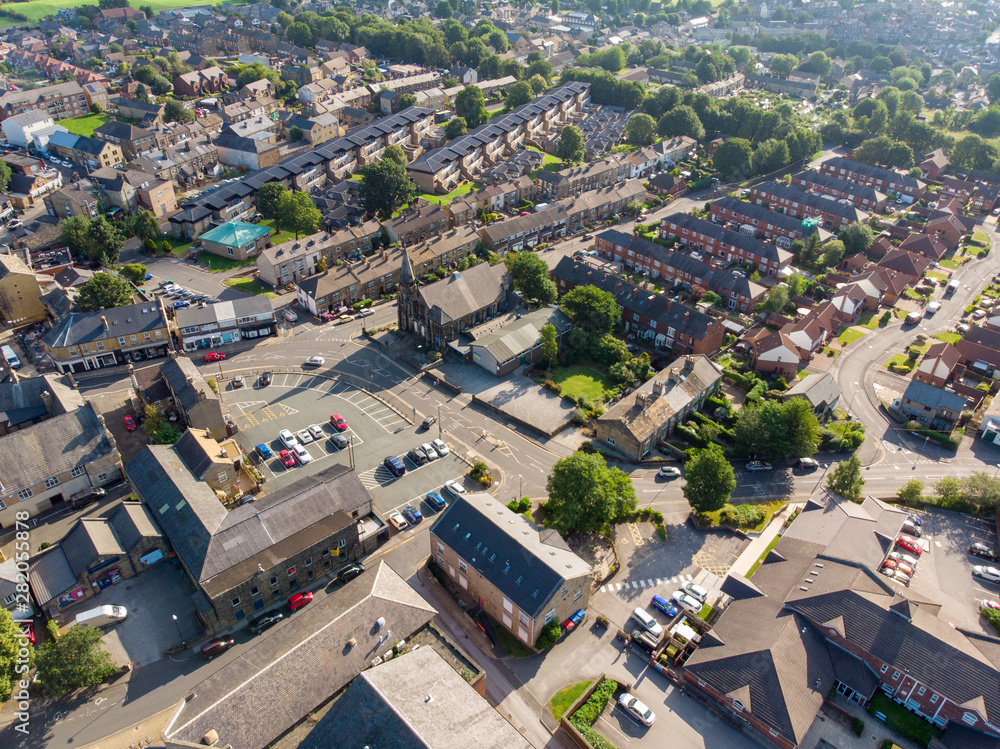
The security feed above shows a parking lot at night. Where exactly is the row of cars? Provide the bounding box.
[628,582,710,650]
[161,282,220,309]
[258,417,353,468]
[880,515,926,586]
[386,479,466,532]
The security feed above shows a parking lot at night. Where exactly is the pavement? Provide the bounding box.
[798,694,920,749]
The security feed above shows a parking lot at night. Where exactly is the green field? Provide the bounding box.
[198,251,256,272]
[223,279,278,298]
[550,365,613,403]
[5,0,250,23]
[259,219,296,246]
[58,113,108,137]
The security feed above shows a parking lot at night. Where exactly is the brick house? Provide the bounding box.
[173,66,228,98]
[899,232,949,261]
[913,341,960,389]
[256,220,382,287]
[709,196,832,246]
[897,379,966,431]
[429,492,591,647]
[789,170,887,212]
[748,182,869,231]
[658,213,793,276]
[817,156,925,200]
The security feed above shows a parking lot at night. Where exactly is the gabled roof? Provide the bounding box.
[43,301,165,349]
[783,373,841,409]
[877,247,931,278]
[901,379,966,413]
[470,307,571,364]
[418,262,511,326]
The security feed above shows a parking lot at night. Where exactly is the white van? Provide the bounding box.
[946,279,959,295]
[75,604,127,628]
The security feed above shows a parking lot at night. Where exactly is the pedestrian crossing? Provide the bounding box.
[599,573,694,593]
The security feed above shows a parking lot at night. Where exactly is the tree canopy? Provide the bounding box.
[683,445,736,513]
[118,264,148,286]
[560,285,621,337]
[712,138,753,181]
[504,252,557,305]
[0,609,29,703]
[555,125,585,163]
[625,112,657,146]
[276,191,321,239]
[733,399,821,459]
[545,451,637,533]
[60,216,124,267]
[826,454,865,501]
[76,273,134,312]
[35,625,117,696]
[454,86,488,128]
[358,158,416,220]
[444,117,467,140]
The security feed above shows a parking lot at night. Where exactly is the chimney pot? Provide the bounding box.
[101,315,109,330]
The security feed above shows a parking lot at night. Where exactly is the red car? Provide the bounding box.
[288,591,313,611]
[204,352,226,362]
[330,414,348,432]
[18,621,34,644]
[123,415,137,431]
[896,536,922,556]
[278,449,295,468]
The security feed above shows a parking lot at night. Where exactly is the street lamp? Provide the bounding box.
[172,614,184,646]
[437,403,442,438]
[518,474,523,501]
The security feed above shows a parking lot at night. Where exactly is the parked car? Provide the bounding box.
[900,522,921,538]
[287,591,313,611]
[888,550,918,567]
[658,466,681,478]
[304,356,325,367]
[123,415,137,431]
[562,608,586,632]
[682,581,708,602]
[426,491,447,512]
[70,487,106,509]
[330,413,348,432]
[880,567,910,586]
[201,637,235,660]
[896,536,922,556]
[248,611,284,634]
[628,628,659,653]
[232,375,244,389]
[18,621,34,644]
[907,513,922,526]
[296,429,313,444]
[383,455,406,478]
[630,607,663,637]
[672,591,702,614]
[796,457,820,469]
[388,511,408,531]
[970,543,1000,561]
[973,565,1000,583]
[402,505,423,524]
[407,447,428,465]
[358,308,374,317]
[420,442,438,460]
[883,558,915,577]
[282,309,299,322]
[291,444,312,465]
[421,415,437,430]
[255,443,273,460]
[982,600,1000,612]
[279,429,298,449]
[618,693,655,727]
[442,480,465,498]
[650,594,677,618]
[204,352,226,362]
[259,372,272,387]
[745,461,773,472]
[431,438,449,456]
[278,449,295,468]
[173,300,191,309]
[329,433,349,450]
[307,424,325,441]
[336,562,365,583]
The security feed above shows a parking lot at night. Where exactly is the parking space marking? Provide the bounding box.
[628,523,644,547]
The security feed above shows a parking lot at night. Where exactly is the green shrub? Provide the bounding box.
[570,678,617,726]
[536,621,562,649]
[572,407,588,424]
[852,717,865,737]
[721,503,766,529]
[984,607,1000,634]
[675,423,708,448]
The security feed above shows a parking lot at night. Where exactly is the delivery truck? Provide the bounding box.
[75,604,127,628]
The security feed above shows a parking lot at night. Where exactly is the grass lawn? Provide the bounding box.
[550,365,613,403]
[924,270,948,282]
[162,237,193,257]
[837,327,866,347]
[939,258,960,269]
[57,113,109,137]
[974,230,991,245]
[418,182,480,206]
[700,500,785,534]
[223,279,277,298]
[525,145,562,165]
[258,219,296,246]
[893,308,909,319]
[549,681,593,721]
[747,534,782,578]
[494,622,534,658]
[6,0,251,22]
[857,310,884,330]
[966,245,990,257]
[885,354,916,373]
[867,693,943,748]
[197,251,256,272]
[933,331,962,344]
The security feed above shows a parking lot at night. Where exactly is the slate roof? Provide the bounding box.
[28,546,77,604]
[62,518,124,577]
[166,562,436,749]
[300,646,530,749]
[822,157,924,191]
[198,220,270,248]
[712,195,829,239]
[43,301,165,349]
[752,182,868,222]
[174,296,274,329]
[470,307,571,365]
[791,170,886,203]
[418,262,511,326]
[783,372,841,409]
[901,379,966,413]
[161,356,219,413]
[661,213,791,265]
[429,493,591,619]
[0,375,53,426]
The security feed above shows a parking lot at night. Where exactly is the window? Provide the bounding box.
[17,488,32,501]
[574,589,583,601]
[518,611,529,626]
[231,596,241,607]
[931,694,938,703]
[97,473,107,482]
[270,576,279,587]
[118,337,126,346]
[95,341,105,352]
[218,472,227,483]
[880,665,888,674]
[307,570,315,581]
[544,608,555,624]
[72,466,86,477]
[918,687,926,696]
[963,713,978,726]
[562,587,568,596]
[437,541,444,554]
[459,560,467,573]
[228,247,234,256]
[250,586,259,597]
[459,573,467,589]
[287,567,296,576]
[2,594,13,605]
[607,437,615,445]
[45,477,59,488]
[503,597,513,614]
[893,672,900,680]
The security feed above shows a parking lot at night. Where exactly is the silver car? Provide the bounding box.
[420,442,438,460]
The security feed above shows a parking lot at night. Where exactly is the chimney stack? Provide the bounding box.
[101,315,109,330]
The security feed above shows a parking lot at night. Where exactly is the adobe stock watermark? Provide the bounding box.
[12,510,34,735]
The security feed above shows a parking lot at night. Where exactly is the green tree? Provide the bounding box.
[821,239,846,268]
[444,117,467,140]
[551,0,559,11]
[545,451,637,533]
[0,609,30,703]
[935,476,963,504]
[256,183,288,229]
[897,479,923,504]
[761,284,789,314]
[734,399,820,459]
[35,625,117,697]
[540,322,558,365]
[712,138,752,181]
[455,86,488,128]
[118,263,148,286]
[560,285,621,337]
[143,404,164,439]
[870,56,893,74]
[624,112,657,146]
[657,105,704,139]
[768,53,798,76]
[163,99,193,123]
[806,50,832,78]
[0,160,11,192]
[276,191,321,239]
[527,59,554,81]
[505,79,533,109]
[395,93,418,111]
[358,159,416,220]
[826,454,864,501]
[135,83,150,103]
[555,124,585,163]
[751,138,790,175]
[841,222,874,256]
[62,216,95,258]
[963,472,1000,512]
[435,0,453,17]
[784,399,822,457]
[505,252,558,305]
[989,73,1000,103]
[528,73,548,95]
[683,445,736,513]
[132,210,159,243]
[288,125,303,142]
[76,272,133,311]
[382,144,408,167]
[86,216,124,266]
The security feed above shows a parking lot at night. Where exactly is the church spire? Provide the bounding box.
[400,247,415,286]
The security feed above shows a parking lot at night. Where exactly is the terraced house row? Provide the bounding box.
[658,213,793,276]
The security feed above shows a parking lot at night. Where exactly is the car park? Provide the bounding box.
[421,415,436,430]
[889,550,919,567]
[682,581,708,602]
[307,424,325,441]
[407,447,428,465]
[279,429,298,450]
[970,543,1000,561]
[288,591,313,611]
[330,414,348,432]
[880,567,910,586]
[672,591,702,614]
[658,466,681,478]
[982,600,1000,611]
[431,438,449,456]
[896,536,922,555]
[631,607,663,637]
[232,375,244,389]
[907,514,922,527]
[900,522,921,538]
[443,480,465,498]
[331,562,365,584]
[618,693,655,727]
[255,443,273,459]
[249,611,284,634]
[278,450,295,468]
[973,565,1000,583]
[650,594,677,618]
[123,415,137,431]
[259,372,272,386]
[291,444,312,465]
[562,608,586,632]
[295,428,313,444]
[388,511,408,531]
[383,455,406,478]
[745,461,773,472]
[201,637,236,660]
[402,505,423,524]
[329,433,349,450]
[426,491,447,512]
[420,442,438,460]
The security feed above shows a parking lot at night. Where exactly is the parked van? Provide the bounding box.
[1,344,20,370]
[75,604,127,628]
[946,279,959,295]
[926,301,942,315]
[904,312,922,325]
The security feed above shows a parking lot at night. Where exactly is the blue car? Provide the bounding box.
[173,300,190,309]
[144,272,152,280]
[650,594,678,618]
[402,505,423,524]
[425,491,447,512]
[255,443,273,459]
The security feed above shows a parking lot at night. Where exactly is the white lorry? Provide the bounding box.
[75,604,127,628]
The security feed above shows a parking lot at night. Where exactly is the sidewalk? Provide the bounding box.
[727,502,801,578]
[799,695,921,749]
